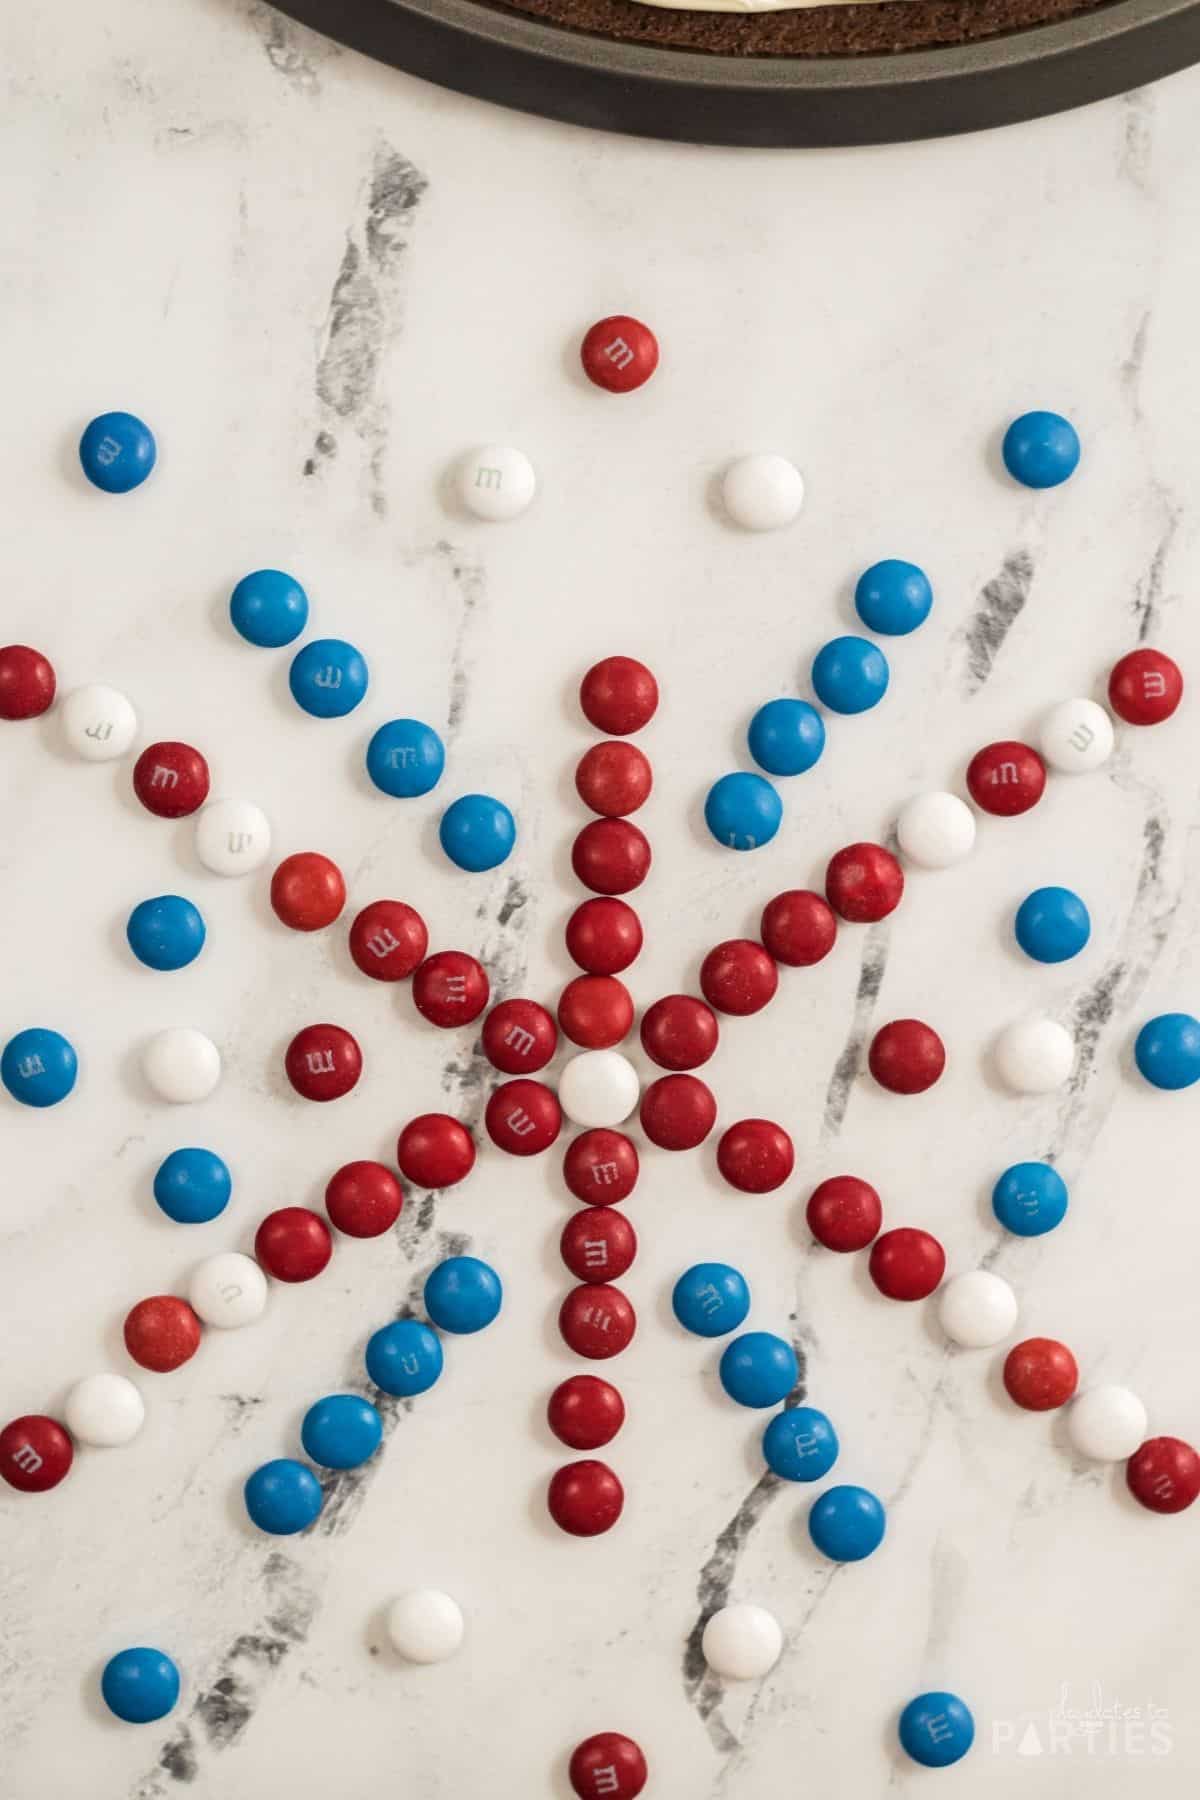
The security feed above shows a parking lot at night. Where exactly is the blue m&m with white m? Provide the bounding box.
[79,412,156,493]
[704,772,782,852]
[762,1406,839,1482]
[991,1161,1068,1237]
[229,570,309,648]
[1014,886,1090,964]
[126,895,207,971]
[153,1147,232,1224]
[854,560,933,636]
[439,794,516,872]
[289,638,369,718]
[301,1394,383,1469]
[1134,1012,1200,1091]
[365,1319,444,1396]
[100,1647,180,1723]
[808,1483,886,1561]
[747,699,825,777]
[244,1458,323,1535]
[424,1256,502,1334]
[366,719,445,798]
[718,1332,798,1408]
[898,1692,975,1768]
[1,1028,77,1108]
[672,1263,751,1337]
[811,636,889,715]
[1002,411,1080,489]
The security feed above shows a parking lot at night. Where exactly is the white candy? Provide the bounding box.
[1038,698,1115,775]
[457,445,536,521]
[896,791,977,870]
[557,1050,640,1128]
[60,683,138,761]
[143,1028,221,1103]
[1067,1384,1148,1462]
[701,1602,783,1681]
[188,1251,268,1329]
[386,1589,464,1664]
[195,798,272,877]
[721,454,804,532]
[63,1373,145,1447]
[993,1017,1074,1094]
[937,1271,1018,1348]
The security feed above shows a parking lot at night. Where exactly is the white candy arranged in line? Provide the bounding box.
[721,454,804,532]
[993,1017,1074,1094]
[896,791,977,870]
[59,683,138,762]
[557,1049,640,1128]
[1067,1384,1149,1462]
[188,1252,268,1329]
[1038,698,1115,775]
[937,1271,1019,1349]
[143,1027,221,1103]
[386,1589,465,1664]
[701,1602,783,1681]
[63,1373,145,1447]
[456,445,537,521]
[195,798,272,877]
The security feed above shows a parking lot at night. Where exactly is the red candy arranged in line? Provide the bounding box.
[547,1458,625,1537]
[0,644,56,720]
[254,1206,333,1283]
[559,1284,637,1359]
[699,939,778,1016]
[561,1206,638,1284]
[580,316,659,395]
[868,1019,946,1095]
[868,1227,946,1301]
[575,741,653,818]
[716,1118,795,1194]
[325,1160,404,1238]
[0,1414,74,1493]
[825,843,904,924]
[562,1130,640,1206]
[481,998,558,1073]
[284,1023,362,1102]
[572,819,652,896]
[565,897,644,975]
[397,1113,476,1188]
[132,740,211,819]
[640,1073,717,1150]
[1108,647,1183,726]
[966,740,1047,817]
[807,1175,883,1252]
[270,851,346,932]
[558,975,634,1050]
[639,994,718,1071]
[348,899,428,982]
[123,1294,203,1373]
[485,1078,563,1156]
[1125,1434,1200,1514]
[1003,1337,1079,1411]
[547,1375,626,1451]
[412,951,490,1027]
[569,1731,648,1799]
[579,656,659,736]
[760,889,837,967]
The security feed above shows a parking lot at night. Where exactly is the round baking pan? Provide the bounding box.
[271,0,1200,145]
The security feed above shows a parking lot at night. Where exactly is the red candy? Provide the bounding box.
[284,1023,362,1102]
[558,975,634,1049]
[1126,1435,1200,1514]
[640,1074,716,1150]
[270,851,346,932]
[966,740,1047,817]
[254,1206,333,1282]
[699,939,778,1017]
[572,819,652,896]
[580,316,659,395]
[569,1731,648,1799]
[412,951,490,1027]
[760,889,837,966]
[0,1415,73,1493]
[397,1114,476,1188]
[868,1019,945,1095]
[485,1078,563,1156]
[806,1175,883,1252]
[1003,1337,1079,1411]
[123,1294,202,1373]
[565,897,644,975]
[640,994,718,1071]
[563,1130,640,1206]
[348,899,428,982]
[716,1118,795,1194]
[325,1160,404,1238]
[559,1284,637,1359]
[868,1227,945,1301]
[825,843,904,924]
[481,998,558,1073]
[0,644,56,720]
[561,1207,638,1283]
[547,1375,626,1451]
[132,740,211,819]
[1108,648,1183,726]
[579,656,659,736]
[575,741,653,818]
[548,1459,625,1537]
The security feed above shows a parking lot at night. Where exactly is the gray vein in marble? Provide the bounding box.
[443,543,486,741]
[245,2,332,93]
[959,551,1034,695]
[1131,493,1181,641]
[1119,89,1155,193]
[1121,311,1151,423]
[819,925,889,1142]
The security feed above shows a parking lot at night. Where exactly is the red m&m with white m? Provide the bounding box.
[580,317,658,394]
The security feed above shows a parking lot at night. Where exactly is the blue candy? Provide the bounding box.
[126,895,206,972]
[365,1319,444,1397]
[807,1484,886,1562]
[288,638,368,718]
[79,412,156,494]
[762,1406,839,1482]
[1002,411,1080,489]
[301,1394,383,1470]
[854,560,933,637]
[747,699,825,778]
[718,1332,798,1409]
[243,1458,323,1535]
[898,1692,975,1768]
[704,771,782,852]
[671,1263,751,1338]
[366,719,445,798]
[424,1256,502,1334]
[811,636,889,715]
[1014,886,1090,964]
[229,569,309,648]
[1,1028,77,1108]
[100,1647,180,1724]
[991,1161,1068,1238]
[439,794,516,872]
[1134,1012,1200,1091]
[153,1147,232,1225]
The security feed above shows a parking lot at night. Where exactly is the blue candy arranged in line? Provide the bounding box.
[79,411,156,494]
[424,1256,503,1335]
[1,1027,77,1108]
[854,560,933,637]
[439,794,516,872]
[100,1646,180,1723]
[808,1483,886,1562]
[1134,1012,1200,1091]
[718,1331,798,1409]
[126,895,206,972]
[1002,410,1080,489]
[672,1263,751,1338]
[811,636,889,715]
[762,1406,839,1482]
[243,1458,323,1535]
[1014,886,1090,964]
[704,772,782,852]
[289,638,369,718]
[747,698,825,778]
[365,1319,444,1397]
[898,1691,975,1768]
[991,1161,1068,1238]
[301,1394,383,1470]
[229,569,309,648]
[367,718,445,798]
[153,1147,232,1224]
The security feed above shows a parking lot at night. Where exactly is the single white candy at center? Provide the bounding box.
[1067,1384,1148,1461]
[456,445,537,522]
[896,791,977,869]
[386,1589,464,1664]
[993,1018,1074,1094]
[143,1027,221,1103]
[557,1050,640,1128]
[937,1271,1019,1348]
[188,1252,268,1329]
[721,454,804,532]
[60,683,138,762]
[701,1602,783,1681]
[1038,698,1115,775]
[195,798,272,877]
[63,1373,145,1447]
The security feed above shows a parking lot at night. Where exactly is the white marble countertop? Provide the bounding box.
[4,4,1200,1795]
